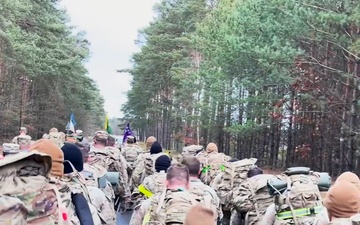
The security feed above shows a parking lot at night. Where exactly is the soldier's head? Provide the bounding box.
[106,135,116,147]
[61,143,84,173]
[65,130,76,143]
[93,131,108,146]
[17,135,31,150]
[75,142,91,163]
[146,136,157,149]
[19,127,27,135]
[29,139,64,177]
[155,155,171,173]
[182,156,201,178]
[166,163,190,190]
[150,141,162,155]
[184,204,217,225]
[75,129,84,142]
[206,142,218,153]
[48,130,65,148]
[247,166,263,178]
[127,136,135,144]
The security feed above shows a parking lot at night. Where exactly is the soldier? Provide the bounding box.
[196,142,231,185]
[132,155,171,202]
[90,131,130,211]
[258,167,330,225]
[17,135,32,151]
[48,128,66,148]
[11,127,31,144]
[29,139,96,225]
[132,136,157,168]
[61,142,109,225]
[232,167,275,225]
[182,156,223,222]
[65,130,77,143]
[131,141,168,190]
[76,129,89,144]
[130,164,201,225]
[122,135,142,177]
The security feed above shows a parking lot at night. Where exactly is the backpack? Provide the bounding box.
[144,153,168,177]
[0,151,69,225]
[215,158,257,211]
[142,172,167,196]
[199,152,230,185]
[145,190,201,225]
[269,167,330,225]
[233,174,275,225]
[122,144,141,166]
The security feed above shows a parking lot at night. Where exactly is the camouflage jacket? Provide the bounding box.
[59,174,102,225]
[129,198,152,225]
[122,144,143,168]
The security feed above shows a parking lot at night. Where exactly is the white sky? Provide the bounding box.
[59,0,158,118]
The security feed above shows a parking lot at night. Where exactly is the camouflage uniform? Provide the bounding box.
[190,178,223,221]
[232,174,275,225]
[129,198,152,225]
[90,131,131,212]
[0,152,70,224]
[121,137,143,175]
[59,173,102,225]
[83,163,115,201]
[132,171,167,203]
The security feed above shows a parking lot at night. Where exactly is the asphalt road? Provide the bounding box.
[117,211,133,225]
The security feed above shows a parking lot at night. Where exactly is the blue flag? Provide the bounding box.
[70,113,76,126]
[123,123,133,143]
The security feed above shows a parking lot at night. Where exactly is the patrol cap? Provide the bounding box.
[48,131,65,148]
[94,131,109,141]
[127,136,135,143]
[76,130,83,136]
[20,127,27,132]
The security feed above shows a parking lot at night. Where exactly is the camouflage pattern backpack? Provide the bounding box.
[215,158,257,211]
[144,189,201,225]
[144,153,168,177]
[122,144,142,168]
[233,174,276,225]
[0,151,69,225]
[268,167,330,225]
[199,152,231,185]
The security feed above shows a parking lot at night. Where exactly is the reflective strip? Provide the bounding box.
[220,164,225,172]
[138,184,153,198]
[277,206,323,220]
[202,165,210,173]
[142,210,151,225]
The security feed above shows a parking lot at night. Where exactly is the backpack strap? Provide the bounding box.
[247,180,260,221]
[156,189,168,214]
[285,176,299,225]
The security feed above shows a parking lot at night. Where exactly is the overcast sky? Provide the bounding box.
[59,0,158,118]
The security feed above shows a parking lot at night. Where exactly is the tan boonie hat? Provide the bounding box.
[17,135,31,145]
[48,131,65,148]
[94,131,108,141]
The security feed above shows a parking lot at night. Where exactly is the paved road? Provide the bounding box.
[117,211,133,225]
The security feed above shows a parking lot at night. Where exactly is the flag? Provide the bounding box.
[65,120,75,133]
[70,112,76,126]
[122,123,133,143]
[104,113,112,134]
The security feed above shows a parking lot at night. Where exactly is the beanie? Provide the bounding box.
[324,180,360,219]
[150,141,162,155]
[336,171,360,191]
[155,155,171,172]
[61,143,84,174]
[206,143,218,153]
[30,139,64,177]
